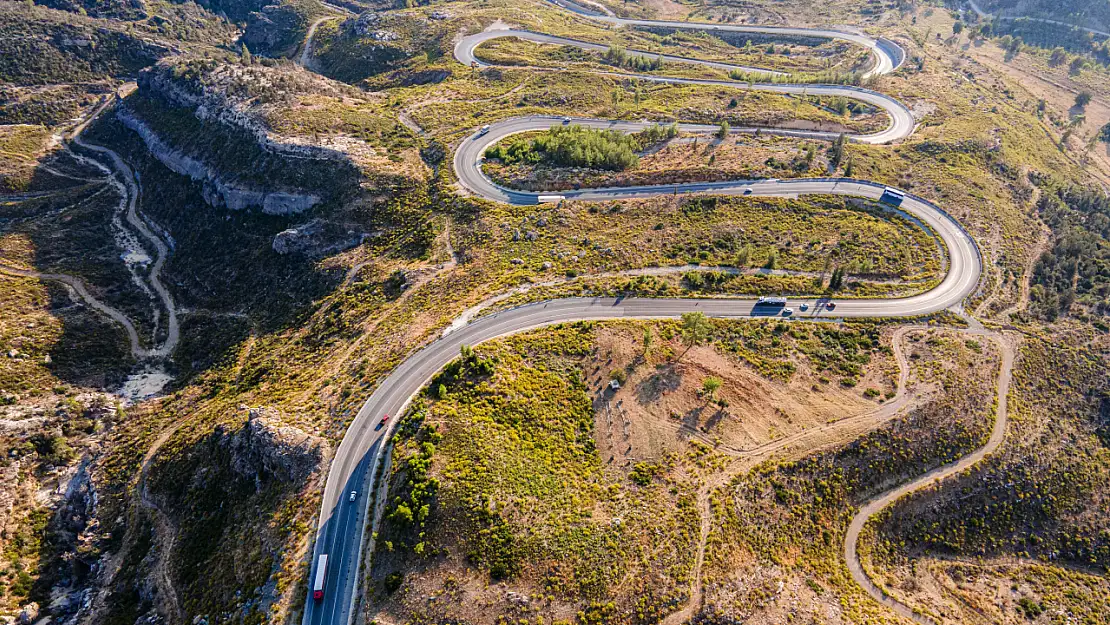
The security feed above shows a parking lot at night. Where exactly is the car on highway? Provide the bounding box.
[562,116,572,124]
[782,308,793,316]
[478,124,491,136]
[375,414,390,431]
[349,491,358,502]
[826,301,836,310]
[742,187,753,195]
[799,303,808,311]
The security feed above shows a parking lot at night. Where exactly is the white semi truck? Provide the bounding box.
[312,554,328,601]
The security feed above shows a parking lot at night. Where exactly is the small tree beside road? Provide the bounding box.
[679,312,711,360]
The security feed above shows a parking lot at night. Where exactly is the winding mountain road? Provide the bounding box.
[302,4,987,625]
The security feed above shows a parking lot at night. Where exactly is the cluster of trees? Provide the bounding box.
[634,122,679,145]
[986,17,1110,69]
[484,124,642,171]
[430,344,496,392]
[601,46,665,71]
[727,68,861,85]
[1030,179,1110,319]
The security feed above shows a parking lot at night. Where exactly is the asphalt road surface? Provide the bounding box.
[301,5,976,625]
[454,17,914,144]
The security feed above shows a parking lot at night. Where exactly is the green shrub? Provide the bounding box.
[1017,597,1044,619]
[629,462,663,486]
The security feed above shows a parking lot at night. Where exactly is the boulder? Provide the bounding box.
[272,219,325,255]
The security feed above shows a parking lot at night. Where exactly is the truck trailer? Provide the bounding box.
[313,554,328,601]
[879,187,905,207]
[756,296,788,306]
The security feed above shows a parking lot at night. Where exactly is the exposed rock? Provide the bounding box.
[384,68,451,87]
[429,10,451,20]
[117,108,321,214]
[272,219,372,256]
[242,4,306,54]
[273,219,325,255]
[223,407,327,485]
[138,63,351,164]
[350,11,381,37]
[17,603,39,625]
[265,192,321,215]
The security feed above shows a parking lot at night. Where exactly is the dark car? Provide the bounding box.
[375,414,390,430]
[826,301,836,310]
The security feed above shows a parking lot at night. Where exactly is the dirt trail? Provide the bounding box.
[994,227,1049,322]
[138,424,186,624]
[661,326,927,625]
[397,110,427,136]
[298,15,341,69]
[0,263,147,358]
[844,235,1041,623]
[5,93,179,360]
[843,325,1015,625]
[973,187,1048,321]
[72,106,180,358]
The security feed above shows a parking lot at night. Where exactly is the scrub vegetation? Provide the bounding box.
[861,334,1110,624]
[4,0,1110,623]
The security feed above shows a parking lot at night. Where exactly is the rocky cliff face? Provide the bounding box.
[116,106,322,214]
[138,61,350,164]
[242,2,315,56]
[222,407,327,486]
[271,218,377,256]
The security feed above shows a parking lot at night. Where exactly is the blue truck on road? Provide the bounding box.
[879,187,905,206]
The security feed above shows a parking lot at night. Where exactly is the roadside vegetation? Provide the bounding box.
[1027,176,1110,319]
[370,324,701,622]
[703,328,1002,623]
[459,193,941,286]
[5,0,1110,623]
[484,132,856,191]
[366,320,1001,622]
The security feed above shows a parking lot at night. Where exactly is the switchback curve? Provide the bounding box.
[303,6,976,625]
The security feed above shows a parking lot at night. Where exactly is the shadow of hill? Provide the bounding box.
[80,112,348,386]
[1,153,137,390]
